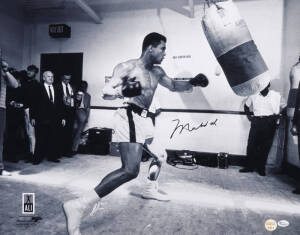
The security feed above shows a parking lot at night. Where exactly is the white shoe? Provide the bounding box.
[0,170,12,176]
[142,180,170,201]
[63,191,100,235]
[63,199,84,235]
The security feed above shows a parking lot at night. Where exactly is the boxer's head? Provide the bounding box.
[142,32,167,64]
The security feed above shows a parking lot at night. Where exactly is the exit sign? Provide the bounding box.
[49,24,71,38]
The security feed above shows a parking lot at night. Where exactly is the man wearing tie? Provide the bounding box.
[57,74,75,157]
[30,71,65,164]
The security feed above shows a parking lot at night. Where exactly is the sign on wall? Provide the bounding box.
[49,24,71,38]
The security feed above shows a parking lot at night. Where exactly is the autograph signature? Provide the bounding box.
[170,118,218,139]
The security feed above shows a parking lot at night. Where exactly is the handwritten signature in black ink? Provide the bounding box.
[170,118,218,139]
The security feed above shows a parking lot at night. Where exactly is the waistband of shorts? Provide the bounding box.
[121,103,155,118]
[253,114,279,119]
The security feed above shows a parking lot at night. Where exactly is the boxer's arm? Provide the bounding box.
[102,63,130,100]
[156,67,193,92]
[157,67,208,92]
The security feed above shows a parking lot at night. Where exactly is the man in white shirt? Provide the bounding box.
[240,83,286,176]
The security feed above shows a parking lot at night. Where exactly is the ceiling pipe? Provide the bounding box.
[73,0,101,24]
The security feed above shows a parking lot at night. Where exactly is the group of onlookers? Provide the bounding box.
[0,60,90,175]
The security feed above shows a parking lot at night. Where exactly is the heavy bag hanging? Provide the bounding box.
[202,0,270,96]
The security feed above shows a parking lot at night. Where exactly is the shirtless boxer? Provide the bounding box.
[63,32,208,235]
[290,56,300,195]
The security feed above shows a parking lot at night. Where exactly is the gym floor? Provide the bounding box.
[0,154,300,235]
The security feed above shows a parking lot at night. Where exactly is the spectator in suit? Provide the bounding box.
[20,65,40,162]
[0,60,18,176]
[30,71,65,164]
[56,74,75,157]
[71,81,91,155]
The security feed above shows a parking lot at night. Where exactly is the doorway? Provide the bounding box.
[40,53,83,88]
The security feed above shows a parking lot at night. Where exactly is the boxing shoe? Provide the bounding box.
[63,199,83,235]
[63,191,100,235]
[142,179,170,201]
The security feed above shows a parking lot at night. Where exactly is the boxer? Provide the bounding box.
[63,32,208,235]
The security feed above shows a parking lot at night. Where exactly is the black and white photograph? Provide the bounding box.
[0,0,300,234]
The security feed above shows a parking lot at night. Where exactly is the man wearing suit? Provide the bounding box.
[56,74,75,157]
[71,81,91,154]
[30,71,65,164]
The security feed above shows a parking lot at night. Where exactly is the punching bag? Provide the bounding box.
[202,0,270,96]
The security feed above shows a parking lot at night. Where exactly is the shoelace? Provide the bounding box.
[89,201,102,216]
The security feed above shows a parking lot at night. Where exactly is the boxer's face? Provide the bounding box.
[151,41,166,64]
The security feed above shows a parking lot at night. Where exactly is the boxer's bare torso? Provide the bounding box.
[106,58,174,109]
[118,59,166,109]
[103,40,193,108]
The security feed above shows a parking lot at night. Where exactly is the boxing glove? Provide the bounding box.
[189,73,209,87]
[122,80,142,97]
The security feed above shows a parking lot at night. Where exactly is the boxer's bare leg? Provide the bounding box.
[142,146,170,201]
[94,142,143,197]
[63,142,143,235]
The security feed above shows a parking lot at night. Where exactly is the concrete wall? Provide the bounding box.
[21,0,286,155]
[22,0,285,155]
